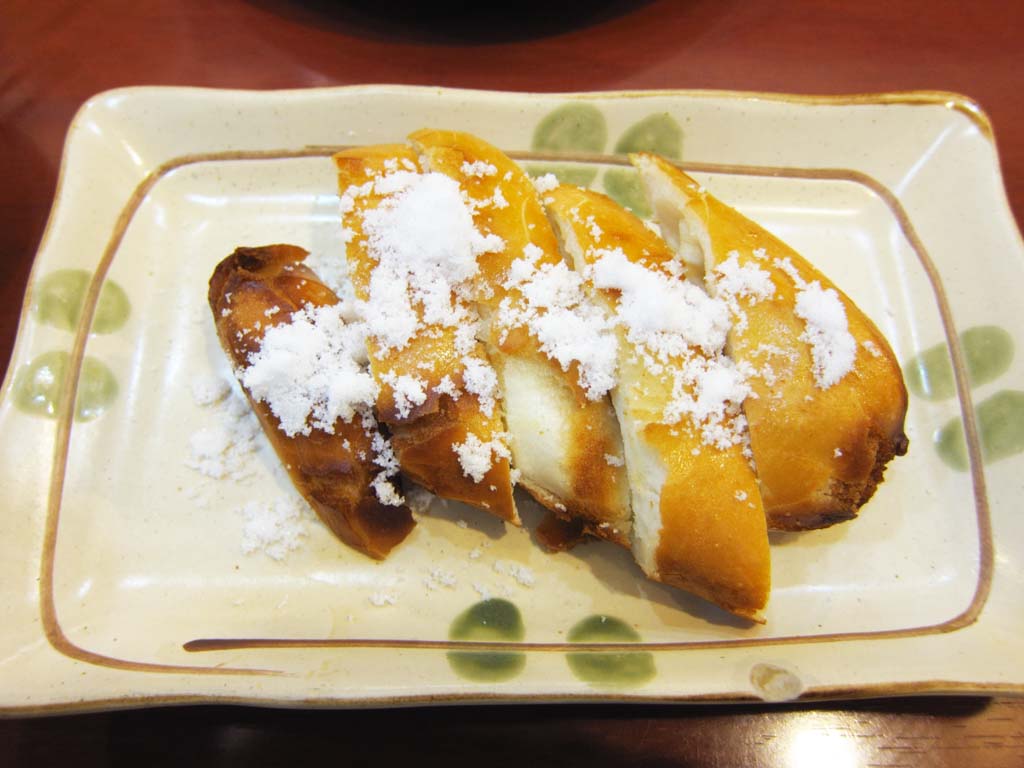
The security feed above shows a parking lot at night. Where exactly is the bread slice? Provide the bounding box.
[633,153,909,530]
[410,129,632,546]
[545,185,771,621]
[208,244,415,559]
[333,145,517,523]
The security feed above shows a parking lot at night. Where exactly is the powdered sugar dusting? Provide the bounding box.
[239,498,310,561]
[354,172,503,353]
[589,247,750,449]
[452,432,511,483]
[340,164,507,443]
[380,370,428,419]
[794,281,856,389]
[531,173,559,193]
[186,386,260,481]
[241,303,377,437]
[462,356,499,417]
[709,250,776,333]
[498,247,618,400]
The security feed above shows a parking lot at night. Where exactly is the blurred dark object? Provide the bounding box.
[246,0,655,43]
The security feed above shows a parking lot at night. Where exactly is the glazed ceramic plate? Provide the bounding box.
[2,86,1023,714]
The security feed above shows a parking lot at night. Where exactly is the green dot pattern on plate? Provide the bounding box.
[532,104,607,153]
[565,614,655,686]
[33,269,131,334]
[12,350,118,422]
[447,599,526,682]
[613,113,684,158]
[526,163,598,189]
[603,168,651,218]
[904,325,1013,401]
[934,390,1024,471]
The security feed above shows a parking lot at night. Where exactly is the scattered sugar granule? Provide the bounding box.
[461,356,499,417]
[238,498,309,561]
[734,490,748,502]
[862,339,882,358]
[591,246,751,449]
[456,519,469,529]
[794,281,857,389]
[604,453,625,467]
[461,160,498,178]
[834,448,844,458]
[433,374,461,399]
[453,433,511,483]
[532,173,559,193]
[369,591,397,607]
[241,303,377,437]
[490,187,509,210]
[472,583,492,599]
[424,567,459,591]
[186,391,261,481]
[499,253,618,399]
[592,247,732,356]
[468,547,483,560]
[355,171,503,352]
[493,560,536,588]
[369,430,405,506]
[190,374,231,407]
[709,251,776,333]
[380,371,428,419]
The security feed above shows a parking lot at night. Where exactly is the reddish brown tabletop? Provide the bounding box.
[2,0,1022,764]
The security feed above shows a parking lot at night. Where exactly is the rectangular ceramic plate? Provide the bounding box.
[2,86,1023,714]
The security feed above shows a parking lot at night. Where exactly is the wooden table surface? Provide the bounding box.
[1,0,1022,763]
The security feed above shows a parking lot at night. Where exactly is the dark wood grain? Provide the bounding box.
[1,0,1022,763]
[3,699,1024,767]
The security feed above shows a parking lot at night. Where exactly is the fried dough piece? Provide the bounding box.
[633,154,908,530]
[208,244,415,560]
[411,129,632,547]
[546,185,770,621]
[334,145,517,523]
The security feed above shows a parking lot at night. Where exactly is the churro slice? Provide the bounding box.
[411,129,631,546]
[546,186,770,622]
[633,154,908,530]
[334,145,517,523]
[208,244,414,560]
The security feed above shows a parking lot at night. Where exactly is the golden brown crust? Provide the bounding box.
[407,129,630,544]
[545,185,770,622]
[334,146,518,524]
[207,244,415,560]
[634,154,908,532]
[410,129,632,543]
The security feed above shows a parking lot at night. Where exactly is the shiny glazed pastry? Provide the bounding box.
[545,185,771,622]
[208,244,415,560]
[633,153,909,530]
[409,129,633,547]
[334,144,518,523]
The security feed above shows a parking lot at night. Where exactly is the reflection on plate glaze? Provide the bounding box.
[33,269,131,334]
[566,615,655,686]
[12,351,117,421]
[447,599,526,682]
